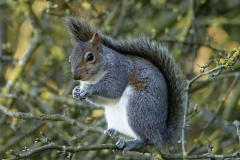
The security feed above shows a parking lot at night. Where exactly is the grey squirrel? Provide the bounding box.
[64,16,186,154]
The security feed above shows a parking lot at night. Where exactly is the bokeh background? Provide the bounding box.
[0,0,240,159]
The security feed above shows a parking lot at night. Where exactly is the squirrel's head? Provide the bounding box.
[69,33,103,82]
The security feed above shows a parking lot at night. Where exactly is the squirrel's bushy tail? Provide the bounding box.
[64,16,186,149]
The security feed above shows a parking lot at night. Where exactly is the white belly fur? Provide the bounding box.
[104,86,138,139]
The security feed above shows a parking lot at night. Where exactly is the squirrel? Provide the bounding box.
[64,16,186,154]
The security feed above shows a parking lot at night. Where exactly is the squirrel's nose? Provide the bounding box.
[72,74,81,80]
[71,65,81,80]
[72,71,81,80]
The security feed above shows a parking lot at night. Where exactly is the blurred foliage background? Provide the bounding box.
[0,0,240,159]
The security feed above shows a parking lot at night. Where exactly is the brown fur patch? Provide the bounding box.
[128,73,145,90]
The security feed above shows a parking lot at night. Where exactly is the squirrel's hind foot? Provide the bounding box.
[116,138,146,155]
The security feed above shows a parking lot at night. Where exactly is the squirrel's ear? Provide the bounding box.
[91,33,102,52]
[71,39,76,46]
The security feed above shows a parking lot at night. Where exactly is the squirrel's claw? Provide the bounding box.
[79,89,89,99]
[107,128,119,137]
[116,137,125,149]
[72,86,81,100]
[72,86,86,100]
[116,138,128,155]
[72,85,92,100]
[116,138,145,155]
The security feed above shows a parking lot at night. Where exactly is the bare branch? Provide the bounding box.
[163,152,240,159]
[112,0,127,38]
[4,143,118,160]
[189,65,225,86]
[0,104,105,134]
[4,142,240,160]
[2,1,42,94]
[181,80,190,156]
[188,75,238,154]
[182,47,240,155]
[0,122,44,154]
[0,94,16,98]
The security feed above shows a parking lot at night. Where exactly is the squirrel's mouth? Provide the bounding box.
[72,73,82,80]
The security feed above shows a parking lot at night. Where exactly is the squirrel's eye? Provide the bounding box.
[86,53,94,61]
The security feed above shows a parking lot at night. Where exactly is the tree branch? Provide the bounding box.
[2,1,42,95]
[182,58,233,155]
[163,152,240,160]
[188,75,239,154]
[4,143,118,160]
[0,122,44,154]
[0,104,105,134]
[189,65,225,86]
[4,142,240,160]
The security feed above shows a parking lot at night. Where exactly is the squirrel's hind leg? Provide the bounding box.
[116,137,146,155]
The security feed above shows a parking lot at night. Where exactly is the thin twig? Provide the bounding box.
[188,75,238,154]
[163,152,240,160]
[4,143,118,160]
[181,1,194,153]
[193,72,240,83]
[2,1,42,94]
[182,62,228,155]
[112,0,127,38]
[159,40,225,54]
[0,122,44,154]
[0,94,16,98]
[189,65,225,86]
[182,80,190,156]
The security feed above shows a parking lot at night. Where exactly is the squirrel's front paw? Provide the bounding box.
[72,86,82,100]
[107,128,119,137]
[72,85,92,100]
